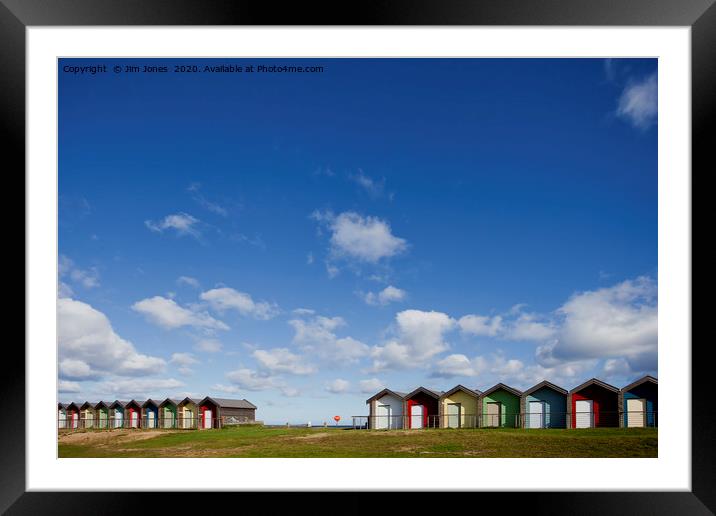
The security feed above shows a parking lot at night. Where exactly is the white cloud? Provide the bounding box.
[549,276,657,363]
[170,352,199,366]
[177,276,200,288]
[225,368,278,391]
[58,380,81,393]
[504,312,556,341]
[132,296,229,331]
[93,377,185,398]
[194,338,223,353]
[349,169,385,198]
[58,298,166,379]
[289,314,369,363]
[253,348,316,375]
[292,308,315,316]
[432,354,480,378]
[363,285,406,306]
[145,212,201,238]
[59,255,100,289]
[58,281,74,298]
[358,378,385,394]
[458,314,502,337]
[59,358,94,379]
[312,211,407,263]
[306,252,314,265]
[371,309,455,371]
[200,287,279,320]
[326,378,350,394]
[617,73,657,129]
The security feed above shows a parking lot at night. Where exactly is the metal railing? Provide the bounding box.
[58,416,229,431]
[351,411,658,430]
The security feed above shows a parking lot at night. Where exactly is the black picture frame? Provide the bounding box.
[4,1,709,513]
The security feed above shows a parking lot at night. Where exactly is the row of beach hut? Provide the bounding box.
[364,376,657,430]
[57,396,257,430]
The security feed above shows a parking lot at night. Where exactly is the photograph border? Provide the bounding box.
[4,0,709,512]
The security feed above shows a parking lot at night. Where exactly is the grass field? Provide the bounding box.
[58,425,657,458]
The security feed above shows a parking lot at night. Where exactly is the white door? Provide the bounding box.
[575,400,593,428]
[376,404,391,429]
[147,411,155,428]
[115,410,123,428]
[204,410,213,429]
[411,405,424,429]
[447,403,461,428]
[626,399,645,427]
[131,411,138,428]
[529,401,544,428]
[71,413,78,429]
[164,410,173,428]
[58,410,66,429]
[486,402,500,427]
[185,409,193,428]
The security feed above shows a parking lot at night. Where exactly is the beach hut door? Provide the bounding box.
[486,402,500,427]
[626,398,645,427]
[529,401,545,428]
[131,410,138,428]
[447,403,461,428]
[58,410,66,429]
[575,400,593,428]
[411,405,424,429]
[115,409,123,428]
[147,411,155,428]
[204,409,213,429]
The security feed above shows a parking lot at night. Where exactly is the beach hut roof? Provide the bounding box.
[93,401,110,409]
[481,383,523,398]
[365,388,408,404]
[405,386,444,400]
[200,396,257,409]
[440,384,482,399]
[569,377,619,394]
[521,380,568,397]
[621,375,658,392]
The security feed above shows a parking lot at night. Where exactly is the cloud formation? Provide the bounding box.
[617,73,657,129]
[362,285,407,306]
[132,296,229,331]
[312,211,407,264]
[326,378,350,394]
[145,213,201,238]
[253,348,317,375]
[58,298,166,380]
[289,314,370,363]
[200,287,279,320]
[371,309,455,371]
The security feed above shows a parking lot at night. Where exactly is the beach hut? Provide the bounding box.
[142,399,160,429]
[159,398,179,429]
[65,402,80,429]
[520,381,568,429]
[568,378,619,428]
[480,383,522,428]
[198,397,257,428]
[404,387,443,429]
[79,402,96,429]
[109,401,127,428]
[366,389,406,430]
[620,375,658,428]
[439,385,481,428]
[125,400,142,428]
[177,398,201,429]
[57,403,68,429]
[94,401,110,429]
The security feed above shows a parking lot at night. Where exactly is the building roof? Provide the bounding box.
[177,397,202,406]
[521,380,568,397]
[94,401,110,409]
[621,375,658,393]
[440,385,482,399]
[200,397,257,409]
[158,398,181,407]
[569,377,619,394]
[365,388,407,404]
[124,399,143,408]
[405,386,444,400]
[481,383,523,398]
[109,400,128,409]
[142,399,161,408]
[79,401,96,410]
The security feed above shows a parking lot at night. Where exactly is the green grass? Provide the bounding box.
[58,426,657,458]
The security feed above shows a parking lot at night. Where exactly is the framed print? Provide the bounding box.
[4,0,711,513]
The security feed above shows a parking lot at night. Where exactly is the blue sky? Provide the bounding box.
[58,58,657,424]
